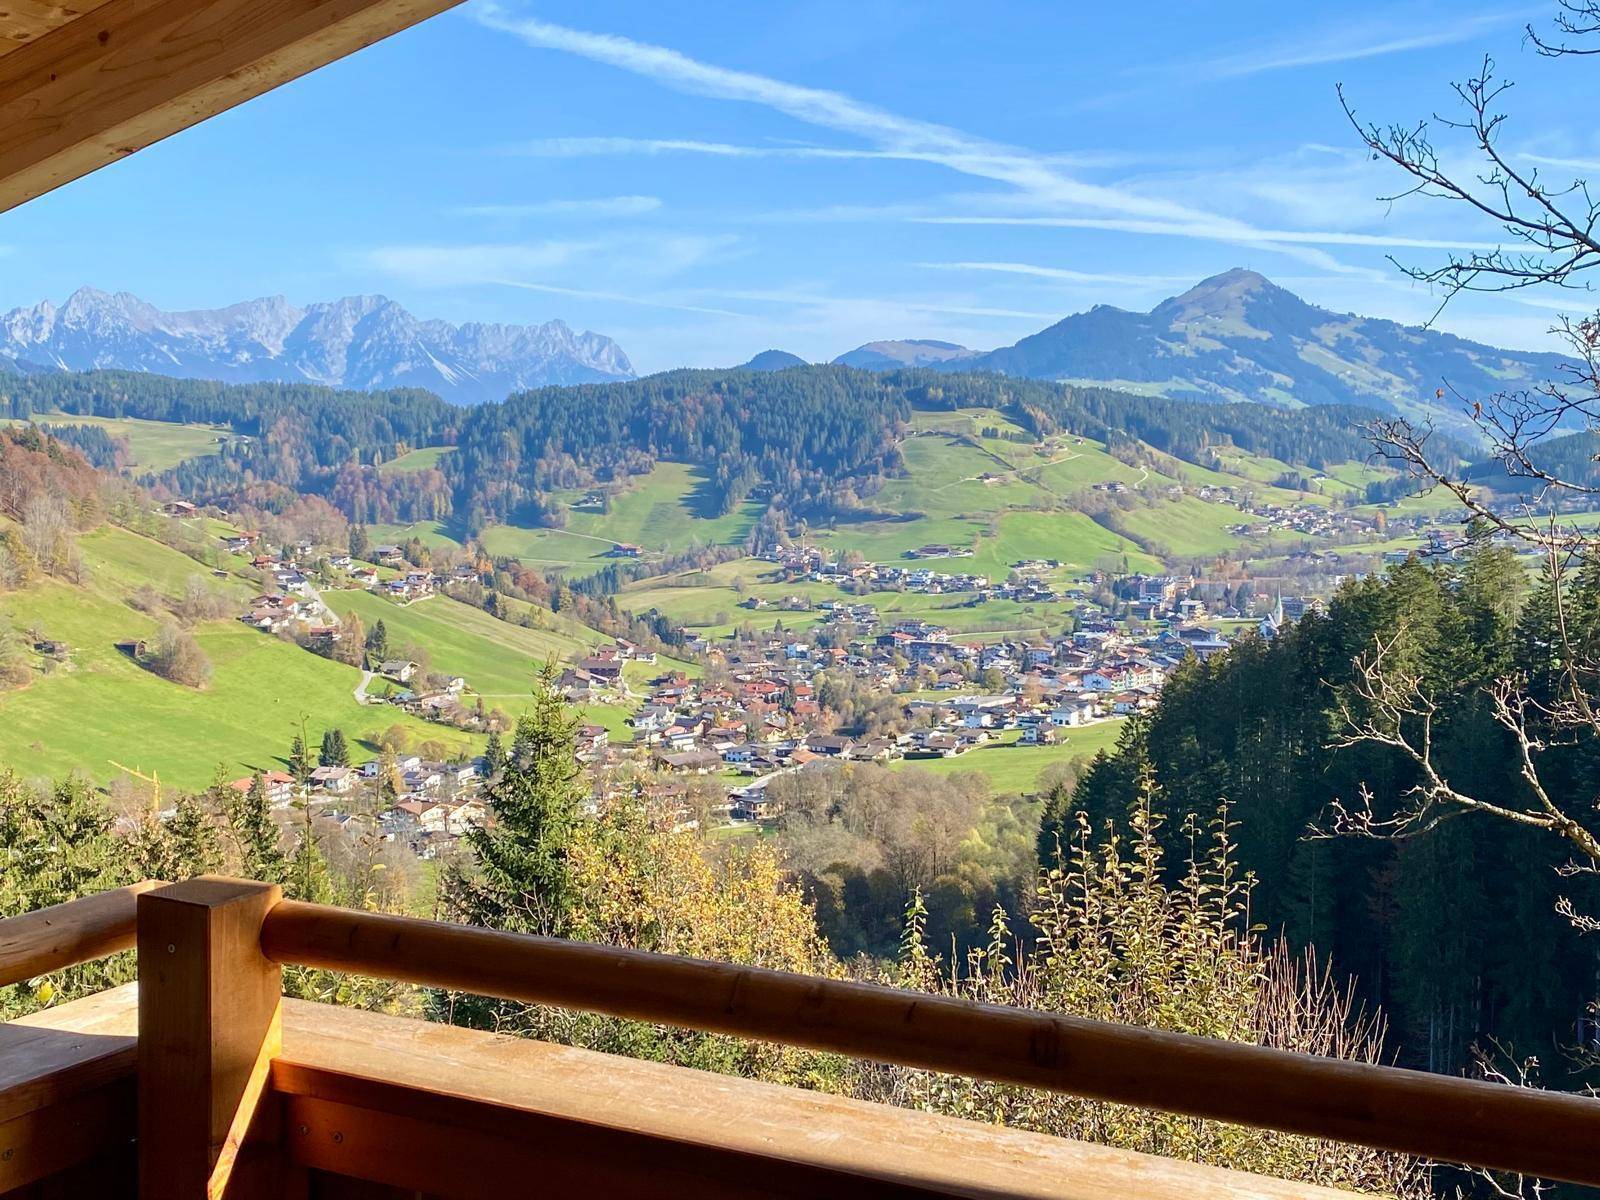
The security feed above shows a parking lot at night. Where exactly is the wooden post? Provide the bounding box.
[138,878,283,1199]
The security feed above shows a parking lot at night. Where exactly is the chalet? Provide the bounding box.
[1019,722,1061,745]
[160,500,197,517]
[309,765,355,794]
[379,660,418,684]
[607,543,643,558]
[374,545,406,567]
[575,656,624,684]
[557,668,604,701]
[806,735,855,758]
[1048,697,1098,727]
[227,771,296,807]
[653,748,722,775]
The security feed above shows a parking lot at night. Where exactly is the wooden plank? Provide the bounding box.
[0,2,117,59]
[0,982,136,1124]
[272,998,1348,1200]
[0,1080,133,1193]
[263,900,1600,1188]
[0,0,465,213]
[0,883,160,987]
[138,878,283,1200]
[0,984,138,1193]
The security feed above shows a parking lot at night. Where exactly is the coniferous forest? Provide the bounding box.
[1047,537,1600,1083]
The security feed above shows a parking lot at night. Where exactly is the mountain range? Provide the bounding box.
[829,269,1570,426]
[0,272,1569,422]
[0,289,635,404]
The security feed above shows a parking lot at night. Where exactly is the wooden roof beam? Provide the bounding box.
[0,0,465,214]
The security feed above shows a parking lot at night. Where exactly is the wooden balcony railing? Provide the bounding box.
[4,877,1600,1199]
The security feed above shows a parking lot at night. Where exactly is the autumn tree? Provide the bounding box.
[147,623,212,689]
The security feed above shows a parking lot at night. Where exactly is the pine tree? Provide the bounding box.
[169,791,223,878]
[365,619,389,663]
[482,729,506,778]
[319,728,350,767]
[289,826,335,905]
[288,734,312,787]
[227,773,288,884]
[0,772,134,1015]
[444,667,583,939]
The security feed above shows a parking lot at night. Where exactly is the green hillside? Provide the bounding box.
[479,461,765,578]
[330,591,604,699]
[2,413,226,472]
[0,527,475,790]
[377,446,454,475]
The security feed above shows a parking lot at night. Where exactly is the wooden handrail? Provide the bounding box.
[262,898,1600,1188]
[0,882,163,988]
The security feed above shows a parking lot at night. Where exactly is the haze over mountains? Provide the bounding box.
[0,289,635,404]
[0,271,1569,423]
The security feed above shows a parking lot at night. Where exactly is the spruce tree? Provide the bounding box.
[319,728,350,767]
[168,792,223,879]
[365,620,389,663]
[227,773,288,884]
[482,729,506,778]
[445,667,583,939]
[288,734,312,787]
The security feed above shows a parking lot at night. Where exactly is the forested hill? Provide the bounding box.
[0,363,1389,529]
[1047,547,1600,1081]
[447,366,1392,531]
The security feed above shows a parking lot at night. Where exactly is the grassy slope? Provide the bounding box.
[480,462,765,579]
[0,528,473,790]
[329,590,603,698]
[890,720,1128,794]
[378,446,454,475]
[3,413,226,472]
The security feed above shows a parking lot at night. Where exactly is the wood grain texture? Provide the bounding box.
[0,983,138,1194]
[0,882,160,987]
[0,0,464,212]
[137,878,282,1200]
[0,0,115,59]
[263,899,1600,1188]
[271,997,1350,1200]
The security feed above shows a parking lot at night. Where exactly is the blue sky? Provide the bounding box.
[2,1,1594,372]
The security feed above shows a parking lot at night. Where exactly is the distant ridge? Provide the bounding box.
[838,269,1569,426]
[834,338,975,370]
[0,288,636,405]
[740,349,808,371]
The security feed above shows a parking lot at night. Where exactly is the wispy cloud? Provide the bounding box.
[451,195,663,219]
[1518,152,1600,174]
[472,7,1509,279]
[917,261,1194,288]
[1190,7,1536,79]
[493,279,747,318]
[504,136,1132,171]
[359,233,735,293]
[473,6,1272,237]
[912,215,1502,254]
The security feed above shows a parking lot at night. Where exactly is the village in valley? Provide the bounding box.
[197,499,1438,865]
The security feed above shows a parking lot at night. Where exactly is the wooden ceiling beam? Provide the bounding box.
[0,0,465,214]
